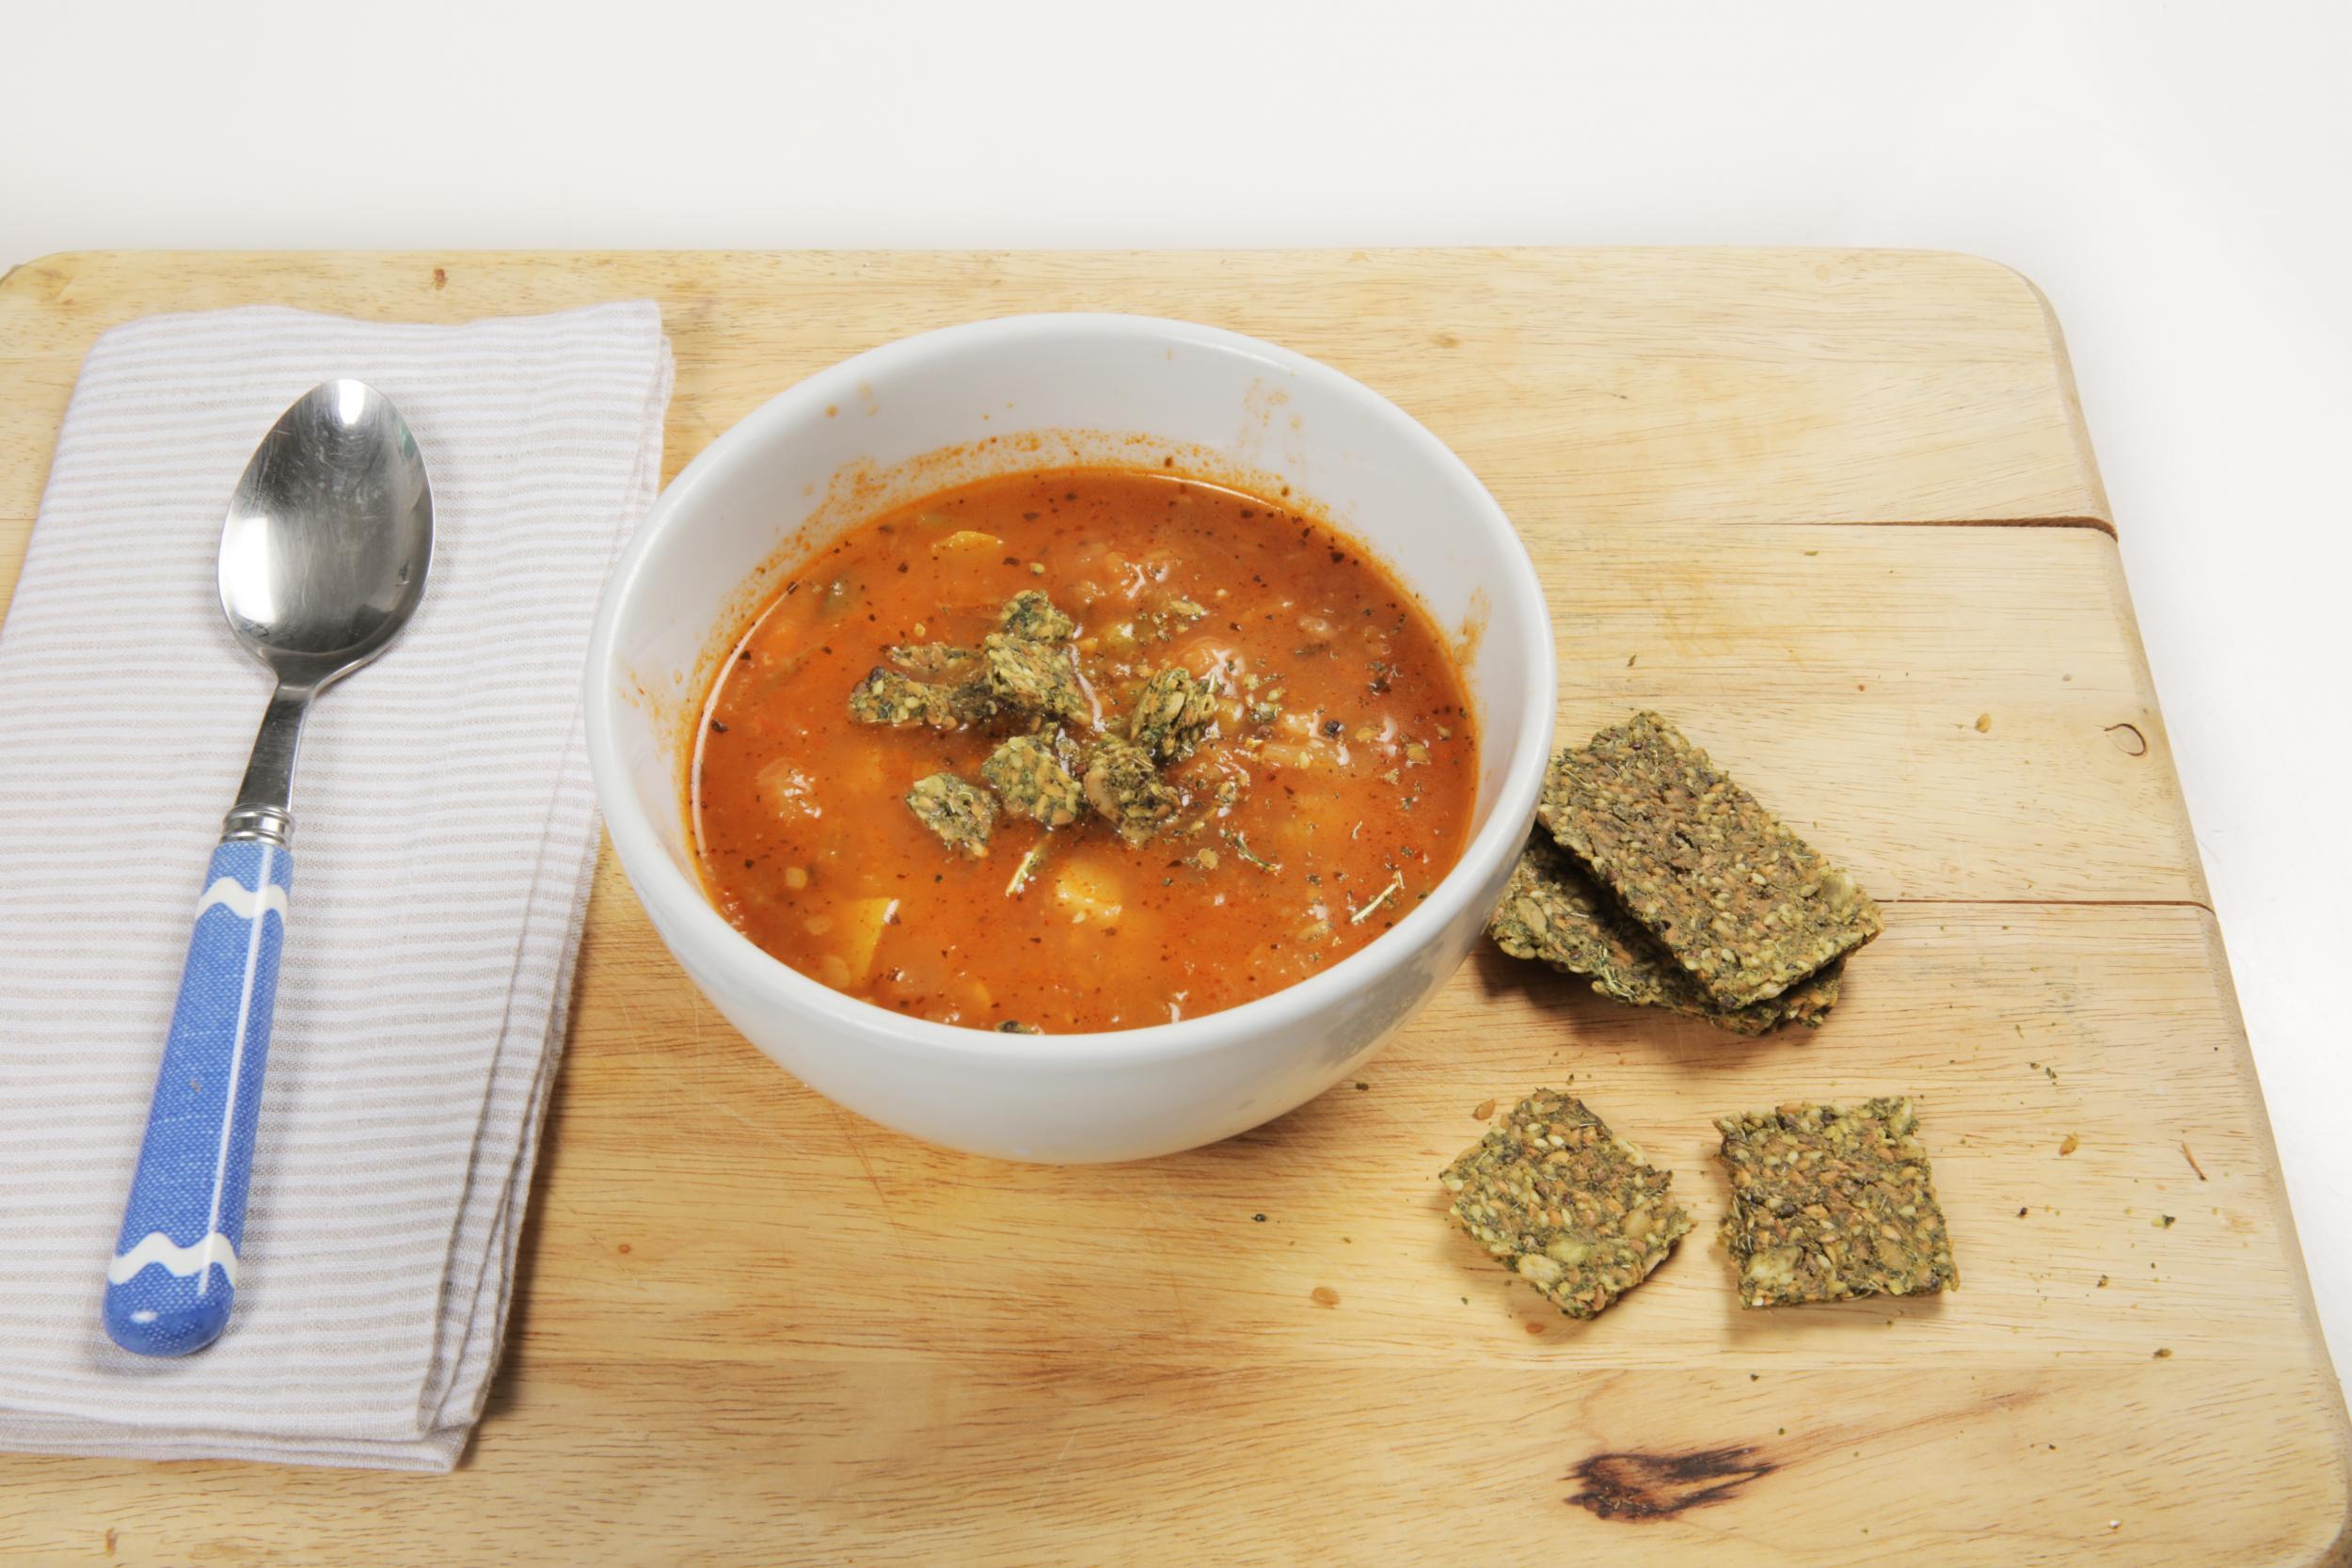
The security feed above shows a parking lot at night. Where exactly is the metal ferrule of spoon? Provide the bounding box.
[102,380,433,1356]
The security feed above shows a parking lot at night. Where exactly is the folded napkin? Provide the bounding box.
[0,303,674,1470]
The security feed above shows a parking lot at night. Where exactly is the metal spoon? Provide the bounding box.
[103,380,433,1356]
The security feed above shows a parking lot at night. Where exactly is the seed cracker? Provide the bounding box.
[981,734,1084,828]
[997,590,1078,642]
[905,772,996,857]
[1441,1089,1692,1320]
[848,667,996,730]
[1489,834,1839,1035]
[1126,666,1220,765]
[885,641,983,680]
[1716,1096,1958,1307]
[982,632,1086,721]
[1538,712,1880,1008]
[1079,736,1176,844]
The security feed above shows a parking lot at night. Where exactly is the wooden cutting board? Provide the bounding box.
[1,249,2344,1567]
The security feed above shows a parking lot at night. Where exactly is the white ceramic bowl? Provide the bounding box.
[584,314,1555,1162]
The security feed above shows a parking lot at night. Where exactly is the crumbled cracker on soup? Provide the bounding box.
[1715,1096,1957,1307]
[1081,736,1177,844]
[1538,712,1881,1009]
[1489,834,1839,1035]
[996,589,1078,642]
[1126,666,1220,766]
[983,632,1086,721]
[885,641,983,681]
[981,734,1085,828]
[905,772,997,857]
[849,667,995,730]
[1441,1089,1692,1320]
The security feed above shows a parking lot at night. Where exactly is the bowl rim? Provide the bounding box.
[584,310,1557,1066]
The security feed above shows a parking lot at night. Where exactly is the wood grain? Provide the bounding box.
[0,249,2338,1568]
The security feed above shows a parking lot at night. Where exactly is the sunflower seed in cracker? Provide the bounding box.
[1489,834,1840,1035]
[1716,1096,1957,1307]
[1538,712,1880,1008]
[1441,1089,1692,1320]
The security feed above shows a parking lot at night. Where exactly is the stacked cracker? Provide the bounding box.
[1491,712,1881,1035]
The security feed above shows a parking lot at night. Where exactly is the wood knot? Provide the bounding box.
[1567,1446,1777,1520]
[2104,722,2148,756]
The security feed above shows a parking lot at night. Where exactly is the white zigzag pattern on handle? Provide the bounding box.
[108,1229,239,1286]
[196,877,288,922]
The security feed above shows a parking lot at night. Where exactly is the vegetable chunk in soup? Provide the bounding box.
[693,467,1478,1033]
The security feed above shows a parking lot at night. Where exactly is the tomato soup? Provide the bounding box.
[692,467,1478,1033]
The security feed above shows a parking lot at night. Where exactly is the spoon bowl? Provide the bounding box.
[219,379,433,687]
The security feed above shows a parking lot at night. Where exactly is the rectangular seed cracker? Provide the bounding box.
[1716,1096,1958,1307]
[1539,712,1881,1008]
[1441,1090,1692,1320]
[1489,833,1840,1035]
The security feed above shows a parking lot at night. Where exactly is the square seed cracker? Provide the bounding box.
[1441,1090,1692,1320]
[1716,1096,1958,1307]
[1489,834,1840,1035]
[1538,712,1881,1008]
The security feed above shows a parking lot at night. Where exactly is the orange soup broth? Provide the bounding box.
[694,467,1478,1033]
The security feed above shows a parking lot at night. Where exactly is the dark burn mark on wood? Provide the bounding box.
[1566,1446,1776,1520]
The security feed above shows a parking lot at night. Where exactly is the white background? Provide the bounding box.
[6,2,2347,1377]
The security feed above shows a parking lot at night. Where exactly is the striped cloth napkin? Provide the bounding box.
[0,303,674,1470]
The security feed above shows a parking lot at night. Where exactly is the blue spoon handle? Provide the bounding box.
[103,839,293,1356]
